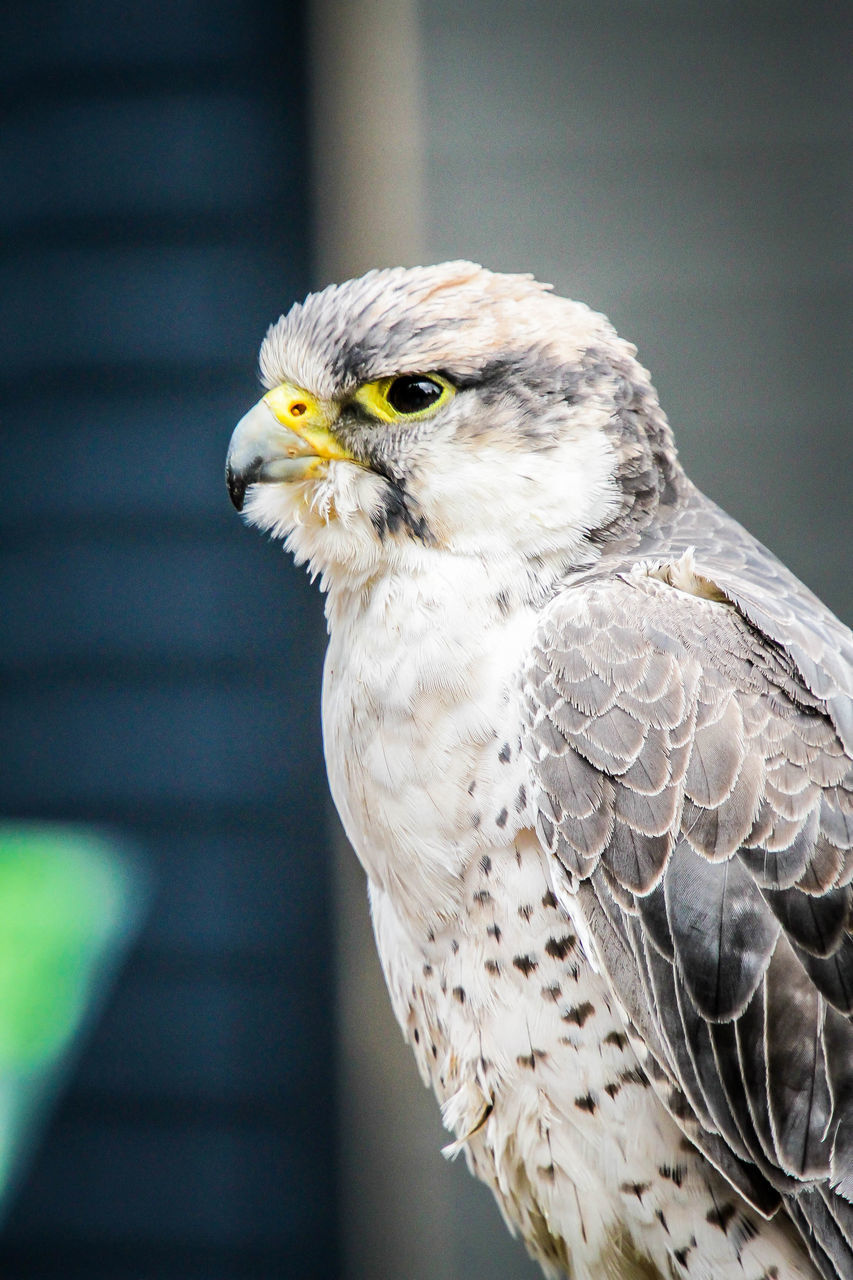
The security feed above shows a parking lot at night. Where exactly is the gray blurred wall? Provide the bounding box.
[326,3,852,1278]
[421,0,852,616]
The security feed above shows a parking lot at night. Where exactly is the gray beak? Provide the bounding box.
[225,397,334,512]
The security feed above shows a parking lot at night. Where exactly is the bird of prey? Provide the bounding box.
[226,262,852,1280]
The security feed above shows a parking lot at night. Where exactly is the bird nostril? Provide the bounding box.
[290,401,307,417]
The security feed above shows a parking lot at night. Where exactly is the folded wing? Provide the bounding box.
[522,560,853,1278]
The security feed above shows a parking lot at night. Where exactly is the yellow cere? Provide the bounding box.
[262,383,352,462]
[353,374,455,423]
[264,383,326,429]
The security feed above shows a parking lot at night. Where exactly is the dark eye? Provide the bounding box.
[386,375,445,415]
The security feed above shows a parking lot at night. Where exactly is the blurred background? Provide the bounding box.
[0,2,850,1278]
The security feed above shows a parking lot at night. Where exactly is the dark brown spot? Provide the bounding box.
[541,888,558,909]
[545,933,576,960]
[603,1030,628,1051]
[422,963,433,977]
[737,1216,758,1244]
[658,1164,686,1188]
[487,923,502,943]
[451,939,459,954]
[655,1209,669,1234]
[479,853,492,874]
[604,1081,620,1099]
[484,958,500,975]
[518,903,532,921]
[453,986,465,1003]
[706,1201,736,1234]
[517,1053,536,1069]
[515,784,527,811]
[562,1000,595,1027]
[468,780,476,795]
[431,1043,437,1058]
[541,983,562,1002]
[473,889,492,905]
[674,1247,690,1267]
[620,1181,650,1202]
[413,1028,419,1043]
[538,1163,556,1181]
[496,807,508,828]
[513,953,537,976]
[574,1093,597,1114]
[498,742,511,763]
[618,1066,650,1088]
[669,1089,693,1120]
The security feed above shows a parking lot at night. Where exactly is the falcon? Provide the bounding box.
[226,262,852,1280]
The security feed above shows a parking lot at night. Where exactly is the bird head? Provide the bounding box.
[226,261,680,594]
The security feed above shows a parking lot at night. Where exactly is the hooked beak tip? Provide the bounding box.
[226,458,256,512]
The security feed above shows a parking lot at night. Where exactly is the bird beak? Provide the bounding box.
[226,383,351,511]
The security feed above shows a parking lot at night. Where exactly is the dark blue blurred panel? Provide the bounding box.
[78,961,328,1105]
[0,1,339,1276]
[3,0,260,73]
[0,535,321,667]
[8,1119,326,1246]
[0,246,299,375]
[0,679,321,809]
[141,823,333,958]
[1,387,258,523]
[2,95,282,223]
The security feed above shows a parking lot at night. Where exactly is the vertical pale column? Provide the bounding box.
[306,5,453,1278]
[308,0,426,285]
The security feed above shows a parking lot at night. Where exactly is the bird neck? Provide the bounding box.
[321,540,564,634]
[320,549,542,932]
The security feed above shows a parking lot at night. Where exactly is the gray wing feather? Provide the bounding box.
[795,939,853,1015]
[521,514,853,1273]
[763,883,849,956]
[764,935,833,1179]
[664,841,780,1021]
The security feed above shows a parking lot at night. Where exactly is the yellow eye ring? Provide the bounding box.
[353,373,454,423]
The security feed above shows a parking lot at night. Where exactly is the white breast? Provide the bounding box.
[321,554,538,928]
[369,839,818,1280]
[319,556,817,1280]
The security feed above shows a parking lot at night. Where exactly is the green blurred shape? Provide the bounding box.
[0,823,147,1217]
